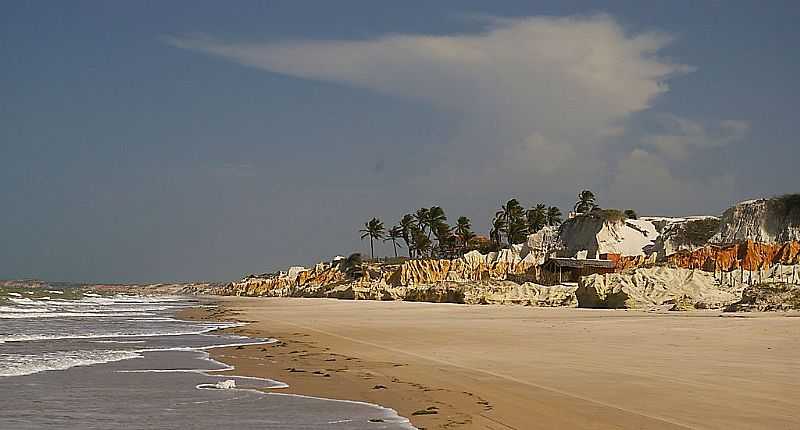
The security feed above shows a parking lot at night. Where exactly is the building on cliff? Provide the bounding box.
[542,257,616,284]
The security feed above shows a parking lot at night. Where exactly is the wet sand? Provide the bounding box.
[181,298,800,429]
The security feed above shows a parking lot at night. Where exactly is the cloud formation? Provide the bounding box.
[167,15,747,214]
[641,114,750,160]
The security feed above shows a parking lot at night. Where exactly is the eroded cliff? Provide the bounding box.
[711,196,800,244]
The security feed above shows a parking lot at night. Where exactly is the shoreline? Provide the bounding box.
[178,297,800,430]
[178,302,474,429]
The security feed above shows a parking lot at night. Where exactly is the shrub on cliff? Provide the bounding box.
[725,283,800,312]
[679,218,721,246]
[579,208,626,223]
[342,253,365,279]
[773,193,800,224]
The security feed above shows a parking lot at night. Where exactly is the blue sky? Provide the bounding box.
[2,1,798,282]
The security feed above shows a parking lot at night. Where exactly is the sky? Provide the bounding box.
[2,1,799,283]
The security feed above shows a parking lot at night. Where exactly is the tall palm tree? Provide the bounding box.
[410,226,432,258]
[398,214,415,258]
[546,206,563,226]
[574,190,598,214]
[434,223,456,258]
[414,208,430,236]
[427,206,448,246]
[505,218,529,245]
[359,217,386,260]
[454,216,475,252]
[384,225,404,258]
[496,199,527,245]
[489,214,507,248]
[526,203,547,233]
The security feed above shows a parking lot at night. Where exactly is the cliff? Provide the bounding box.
[555,212,723,260]
[178,196,800,310]
[725,283,800,312]
[667,241,800,271]
[557,213,658,258]
[711,196,800,244]
[180,277,577,306]
[649,216,721,258]
[575,267,743,310]
[178,248,576,306]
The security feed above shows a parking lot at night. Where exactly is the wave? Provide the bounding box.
[0,322,243,344]
[0,306,53,313]
[0,311,154,319]
[91,340,147,344]
[0,350,142,377]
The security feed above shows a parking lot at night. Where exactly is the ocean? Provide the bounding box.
[0,286,413,429]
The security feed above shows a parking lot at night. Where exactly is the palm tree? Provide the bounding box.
[398,214,415,258]
[410,226,432,258]
[427,206,448,247]
[434,224,457,258]
[546,206,563,226]
[574,190,598,214]
[414,208,430,236]
[359,217,386,260]
[505,218,529,245]
[526,203,547,233]
[496,199,527,245]
[489,214,506,248]
[454,216,475,252]
[384,225,404,258]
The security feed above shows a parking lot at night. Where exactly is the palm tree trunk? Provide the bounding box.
[393,241,398,258]
[370,238,374,259]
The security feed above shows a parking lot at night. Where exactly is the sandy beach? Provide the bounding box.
[183,298,800,429]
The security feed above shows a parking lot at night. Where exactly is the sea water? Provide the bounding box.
[0,287,413,429]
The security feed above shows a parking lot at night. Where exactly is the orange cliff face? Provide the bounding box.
[604,253,657,271]
[665,241,800,271]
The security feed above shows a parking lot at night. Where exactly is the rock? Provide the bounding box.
[725,283,800,312]
[576,267,743,309]
[711,196,800,244]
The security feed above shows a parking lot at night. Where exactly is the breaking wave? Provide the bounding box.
[0,350,142,377]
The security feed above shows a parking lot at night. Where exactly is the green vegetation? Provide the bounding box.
[624,209,638,219]
[526,204,547,233]
[580,208,626,223]
[574,190,598,213]
[454,216,476,254]
[359,218,386,259]
[495,198,528,245]
[398,214,415,257]
[680,218,721,245]
[773,193,800,223]
[384,225,404,258]
[342,253,364,279]
[546,206,562,226]
[357,190,606,259]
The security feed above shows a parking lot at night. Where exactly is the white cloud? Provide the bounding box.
[165,15,689,160]
[166,15,750,214]
[608,148,737,214]
[641,114,750,160]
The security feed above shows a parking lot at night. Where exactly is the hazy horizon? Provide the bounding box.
[2,1,799,283]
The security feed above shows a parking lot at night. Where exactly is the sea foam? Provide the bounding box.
[0,350,141,377]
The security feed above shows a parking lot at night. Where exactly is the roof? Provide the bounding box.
[545,257,616,269]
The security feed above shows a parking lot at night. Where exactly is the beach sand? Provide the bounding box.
[181,298,800,429]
